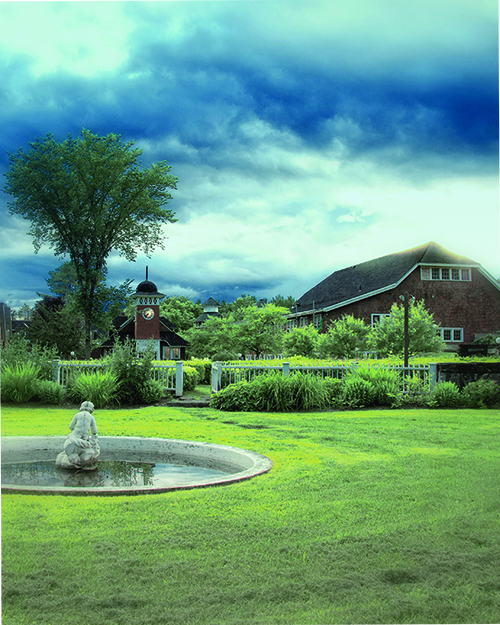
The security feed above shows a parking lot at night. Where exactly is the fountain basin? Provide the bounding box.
[1,436,273,496]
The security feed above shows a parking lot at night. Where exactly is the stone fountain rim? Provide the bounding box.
[1,436,273,496]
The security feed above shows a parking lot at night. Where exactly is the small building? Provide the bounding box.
[287,241,500,350]
[100,273,188,360]
[194,297,222,328]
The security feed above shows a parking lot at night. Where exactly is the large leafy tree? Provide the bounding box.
[367,300,445,356]
[283,325,319,357]
[27,295,85,358]
[159,296,203,333]
[47,261,134,333]
[4,129,177,357]
[317,315,370,359]
[234,304,287,358]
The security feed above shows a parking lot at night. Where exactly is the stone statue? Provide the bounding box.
[56,401,100,470]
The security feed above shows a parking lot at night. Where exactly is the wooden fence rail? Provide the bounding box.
[54,361,184,396]
[211,361,435,394]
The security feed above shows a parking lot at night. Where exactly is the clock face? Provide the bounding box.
[141,307,155,320]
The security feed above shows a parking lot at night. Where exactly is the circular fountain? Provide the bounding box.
[1,436,273,495]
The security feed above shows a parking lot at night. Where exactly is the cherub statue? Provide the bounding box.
[56,401,100,470]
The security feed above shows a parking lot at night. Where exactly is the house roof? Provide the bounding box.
[294,241,481,315]
[159,331,189,347]
[195,311,221,324]
[203,297,219,307]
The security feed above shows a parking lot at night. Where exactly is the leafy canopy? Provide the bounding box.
[368,300,445,356]
[4,129,178,356]
[318,315,370,359]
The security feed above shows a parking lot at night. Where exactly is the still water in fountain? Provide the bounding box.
[2,459,230,489]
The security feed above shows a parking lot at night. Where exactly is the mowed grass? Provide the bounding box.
[2,404,500,625]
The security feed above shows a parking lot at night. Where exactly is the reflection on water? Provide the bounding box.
[1,460,229,488]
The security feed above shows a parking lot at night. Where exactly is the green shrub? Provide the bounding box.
[188,359,212,384]
[342,376,377,408]
[399,374,430,407]
[461,379,500,408]
[210,380,252,411]
[252,373,294,412]
[182,366,199,392]
[0,335,59,381]
[0,362,41,402]
[140,379,164,404]
[67,370,120,408]
[349,365,399,406]
[109,339,158,405]
[211,372,334,412]
[429,381,461,408]
[33,379,64,405]
[323,377,344,406]
[290,373,331,411]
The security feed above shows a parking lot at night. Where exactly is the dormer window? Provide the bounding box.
[421,267,471,281]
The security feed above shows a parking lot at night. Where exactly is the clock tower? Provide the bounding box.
[132,268,165,359]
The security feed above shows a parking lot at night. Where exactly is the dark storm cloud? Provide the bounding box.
[0,0,498,309]
[1,1,497,171]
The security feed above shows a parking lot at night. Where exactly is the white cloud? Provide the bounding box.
[0,3,134,77]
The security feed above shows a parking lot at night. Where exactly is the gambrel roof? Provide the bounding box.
[293,241,488,315]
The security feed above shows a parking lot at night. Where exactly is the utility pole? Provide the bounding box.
[404,291,409,370]
[399,291,411,373]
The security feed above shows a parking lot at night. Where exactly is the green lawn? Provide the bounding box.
[2,404,500,625]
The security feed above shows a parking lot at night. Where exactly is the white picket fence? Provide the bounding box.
[211,361,435,394]
[54,361,184,396]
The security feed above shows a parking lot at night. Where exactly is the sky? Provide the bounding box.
[0,0,498,311]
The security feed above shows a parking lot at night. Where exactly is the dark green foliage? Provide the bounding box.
[282,325,319,357]
[108,339,157,405]
[461,379,500,408]
[27,295,85,358]
[139,379,164,404]
[33,379,64,405]
[66,370,120,408]
[210,380,253,411]
[182,366,199,392]
[0,362,41,402]
[210,372,332,412]
[187,359,212,384]
[317,315,369,358]
[0,334,58,381]
[348,365,399,406]
[429,381,461,408]
[323,377,344,405]
[159,296,204,333]
[342,376,377,408]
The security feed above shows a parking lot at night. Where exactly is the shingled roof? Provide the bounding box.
[294,241,480,314]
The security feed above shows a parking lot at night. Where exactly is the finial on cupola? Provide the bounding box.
[145,266,149,280]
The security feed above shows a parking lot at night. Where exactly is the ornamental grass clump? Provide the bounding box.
[348,364,399,406]
[461,379,500,408]
[211,372,333,412]
[210,380,253,411]
[342,376,377,408]
[429,381,461,408]
[67,370,120,409]
[33,379,64,405]
[0,362,41,403]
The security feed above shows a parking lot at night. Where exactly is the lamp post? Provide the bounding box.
[399,291,414,372]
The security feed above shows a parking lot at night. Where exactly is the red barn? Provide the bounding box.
[287,241,500,350]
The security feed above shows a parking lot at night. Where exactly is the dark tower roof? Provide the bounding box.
[132,267,165,298]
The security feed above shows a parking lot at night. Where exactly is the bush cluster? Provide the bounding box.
[210,368,401,412]
[210,373,334,412]
[211,371,500,412]
[108,339,164,405]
